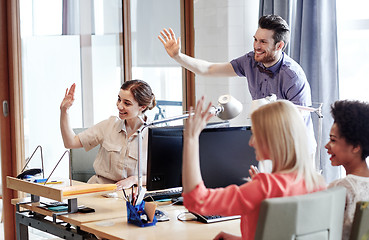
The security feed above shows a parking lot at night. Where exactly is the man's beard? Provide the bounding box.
[254,52,277,64]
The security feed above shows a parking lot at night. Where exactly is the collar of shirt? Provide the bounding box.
[255,52,284,76]
[116,118,127,133]
[268,52,284,74]
[118,117,148,138]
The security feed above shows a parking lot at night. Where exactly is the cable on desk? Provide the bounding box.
[145,195,156,202]
[177,211,197,222]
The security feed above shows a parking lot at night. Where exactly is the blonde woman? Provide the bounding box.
[182,98,325,240]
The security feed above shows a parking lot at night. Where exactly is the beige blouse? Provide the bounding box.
[329,174,369,240]
[78,116,148,184]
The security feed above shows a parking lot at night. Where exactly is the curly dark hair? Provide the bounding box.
[331,100,369,160]
[259,15,290,51]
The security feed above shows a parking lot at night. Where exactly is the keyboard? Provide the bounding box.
[192,212,241,223]
[144,187,182,201]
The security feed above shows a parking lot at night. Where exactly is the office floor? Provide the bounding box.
[0,200,61,240]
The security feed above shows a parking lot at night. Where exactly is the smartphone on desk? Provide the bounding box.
[48,206,69,212]
[78,206,95,213]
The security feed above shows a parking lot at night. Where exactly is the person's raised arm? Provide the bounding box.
[60,83,83,149]
[158,28,237,77]
[182,97,214,193]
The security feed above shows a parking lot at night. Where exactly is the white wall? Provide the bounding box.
[194,0,259,126]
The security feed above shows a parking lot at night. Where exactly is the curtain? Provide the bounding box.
[259,0,341,183]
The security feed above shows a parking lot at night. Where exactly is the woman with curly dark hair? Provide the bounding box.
[325,100,369,240]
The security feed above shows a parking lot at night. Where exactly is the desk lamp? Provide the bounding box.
[136,94,243,196]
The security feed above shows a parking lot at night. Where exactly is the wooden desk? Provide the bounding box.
[81,204,241,240]
[13,195,240,240]
[8,176,240,240]
[12,193,126,226]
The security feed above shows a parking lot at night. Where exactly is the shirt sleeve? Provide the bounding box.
[78,118,111,151]
[230,53,253,78]
[285,75,312,107]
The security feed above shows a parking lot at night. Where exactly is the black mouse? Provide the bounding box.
[16,168,42,179]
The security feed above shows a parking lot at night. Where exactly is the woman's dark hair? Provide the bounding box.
[258,14,290,51]
[121,79,156,113]
[331,100,369,160]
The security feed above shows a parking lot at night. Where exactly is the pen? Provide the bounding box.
[131,185,136,205]
[38,181,63,185]
[135,188,146,206]
[122,188,128,201]
[45,181,63,184]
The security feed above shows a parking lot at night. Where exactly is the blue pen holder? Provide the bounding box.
[126,201,157,227]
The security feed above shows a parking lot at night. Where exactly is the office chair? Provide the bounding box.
[349,201,369,240]
[69,128,98,182]
[255,186,346,240]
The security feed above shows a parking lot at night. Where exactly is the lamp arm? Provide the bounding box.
[295,104,323,118]
[295,103,324,170]
[145,106,221,127]
[146,113,192,126]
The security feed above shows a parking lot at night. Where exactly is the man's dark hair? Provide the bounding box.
[331,100,369,160]
[259,15,290,51]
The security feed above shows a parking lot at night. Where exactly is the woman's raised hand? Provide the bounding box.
[184,96,214,140]
[60,83,76,112]
[248,165,260,180]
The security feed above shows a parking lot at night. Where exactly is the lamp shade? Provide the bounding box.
[216,95,243,120]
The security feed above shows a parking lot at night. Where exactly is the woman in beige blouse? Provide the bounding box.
[60,80,156,190]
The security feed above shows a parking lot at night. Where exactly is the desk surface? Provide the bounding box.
[12,193,126,226]
[13,192,241,239]
[81,204,241,240]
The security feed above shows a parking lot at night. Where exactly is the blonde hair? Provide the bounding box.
[251,100,324,191]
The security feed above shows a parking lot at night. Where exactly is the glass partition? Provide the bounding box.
[130,0,183,125]
[20,0,123,177]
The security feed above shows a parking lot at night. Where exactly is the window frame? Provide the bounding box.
[122,0,195,111]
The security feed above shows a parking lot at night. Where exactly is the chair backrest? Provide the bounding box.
[255,186,346,240]
[69,128,98,182]
[349,201,369,240]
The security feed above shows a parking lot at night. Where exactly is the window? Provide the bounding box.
[337,0,369,101]
[336,0,369,171]
[130,0,183,125]
[20,0,123,177]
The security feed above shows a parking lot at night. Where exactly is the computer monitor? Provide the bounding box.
[146,125,184,191]
[146,124,257,191]
[198,126,257,188]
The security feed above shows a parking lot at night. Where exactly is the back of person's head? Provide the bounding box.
[331,100,369,160]
[251,100,323,190]
[258,14,290,51]
[121,79,156,113]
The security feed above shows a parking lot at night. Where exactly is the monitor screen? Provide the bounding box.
[199,126,257,188]
[147,125,184,191]
[146,125,257,191]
